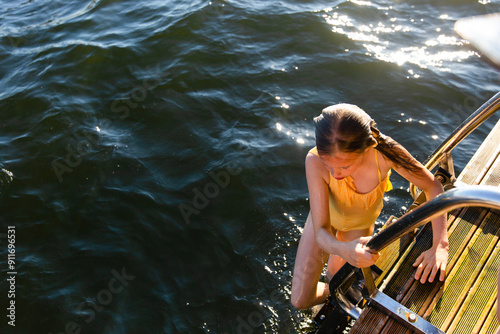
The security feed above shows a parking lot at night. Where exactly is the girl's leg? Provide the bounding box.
[325,254,345,283]
[291,212,330,309]
[326,226,375,282]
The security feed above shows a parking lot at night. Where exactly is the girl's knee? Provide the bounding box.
[291,277,315,310]
[290,293,312,310]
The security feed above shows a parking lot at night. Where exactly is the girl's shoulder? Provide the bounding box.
[305,147,330,183]
[306,146,322,165]
[308,146,319,156]
[306,147,322,166]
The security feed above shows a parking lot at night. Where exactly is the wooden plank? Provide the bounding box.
[480,302,500,334]
[482,152,500,187]
[420,208,489,317]
[446,214,500,333]
[374,216,415,287]
[349,305,389,333]
[427,212,500,330]
[457,119,500,185]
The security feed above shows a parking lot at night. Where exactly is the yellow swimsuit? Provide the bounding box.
[309,147,393,232]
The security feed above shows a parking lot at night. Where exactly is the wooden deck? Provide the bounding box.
[350,119,500,334]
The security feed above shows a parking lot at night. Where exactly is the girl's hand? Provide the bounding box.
[413,243,448,283]
[342,237,380,268]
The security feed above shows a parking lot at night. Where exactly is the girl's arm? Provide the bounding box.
[305,153,380,267]
[390,152,449,284]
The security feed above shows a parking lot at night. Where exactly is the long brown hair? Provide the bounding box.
[313,104,420,172]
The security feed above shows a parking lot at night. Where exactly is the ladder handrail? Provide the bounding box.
[409,92,500,199]
[366,185,500,252]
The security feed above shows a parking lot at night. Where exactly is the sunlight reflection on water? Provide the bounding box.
[322,4,476,70]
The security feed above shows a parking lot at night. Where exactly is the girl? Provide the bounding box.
[291,104,449,310]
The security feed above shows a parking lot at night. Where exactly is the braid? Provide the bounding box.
[370,121,421,173]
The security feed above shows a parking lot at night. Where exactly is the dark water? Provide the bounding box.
[1,0,500,333]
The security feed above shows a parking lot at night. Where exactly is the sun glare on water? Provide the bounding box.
[322,3,475,71]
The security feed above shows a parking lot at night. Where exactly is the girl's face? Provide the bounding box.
[319,150,366,180]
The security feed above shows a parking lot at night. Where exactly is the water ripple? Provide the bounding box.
[0,1,500,333]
